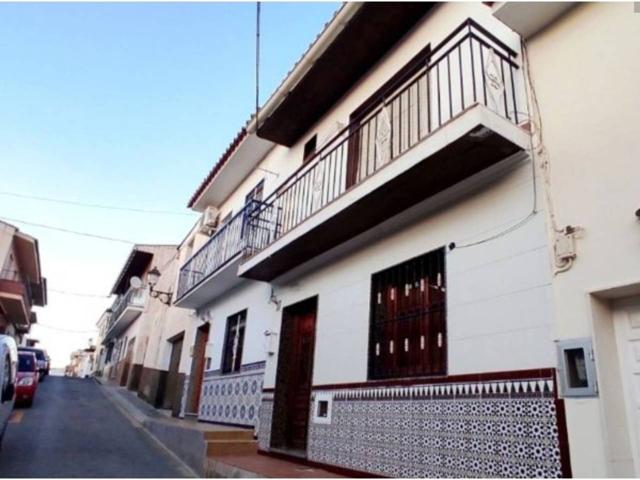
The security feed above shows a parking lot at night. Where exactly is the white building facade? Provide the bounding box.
[173,2,639,477]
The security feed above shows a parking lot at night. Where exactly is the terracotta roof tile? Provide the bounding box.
[187,127,248,208]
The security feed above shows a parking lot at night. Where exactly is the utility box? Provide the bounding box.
[557,337,598,397]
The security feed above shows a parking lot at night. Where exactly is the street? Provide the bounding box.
[0,376,191,478]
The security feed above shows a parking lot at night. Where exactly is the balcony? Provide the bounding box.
[0,269,33,326]
[240,19,530,281]
[103,286,147,341]
[174,207,248,309]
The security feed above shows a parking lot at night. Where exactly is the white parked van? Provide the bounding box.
[0,335,17,448]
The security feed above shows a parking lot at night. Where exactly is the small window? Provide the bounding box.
[312,393,333,424]
[221,310,247,374]
[303,135,317,163]
[317,400,329,418]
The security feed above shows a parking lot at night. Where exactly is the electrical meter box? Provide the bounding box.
[556,337,598,397]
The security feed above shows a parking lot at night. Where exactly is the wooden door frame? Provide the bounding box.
[270,296,318,454]
[187,323,210,415]
[163,332,184,411]
[120,337,135,387]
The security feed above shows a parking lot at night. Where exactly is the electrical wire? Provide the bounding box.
[34,323,97,334]
[453,41,542,250]
[0,190,195,217]
[521,41,563,234]
[48,288,111,299]
[0,215,136,244]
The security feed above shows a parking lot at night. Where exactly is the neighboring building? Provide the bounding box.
[0,220,47,344]
[492,2,640,476]
[92,313,109,377]
[96,244,196,417]
[66,346,96,378]
[136,240,199,417]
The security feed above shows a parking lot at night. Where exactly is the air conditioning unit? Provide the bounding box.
[199,206,219,235]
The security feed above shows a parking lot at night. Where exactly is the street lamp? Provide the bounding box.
[147,266,172,306]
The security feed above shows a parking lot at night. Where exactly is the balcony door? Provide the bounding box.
[271,297,317,455]
[346,43,431,190]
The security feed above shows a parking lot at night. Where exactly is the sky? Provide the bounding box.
[0,1,339,368]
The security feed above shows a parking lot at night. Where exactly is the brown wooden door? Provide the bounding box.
[120,338,135,387]
[285,311,315,450]
[272,297,317,453]
[187,323,209,414]
[163,336,183,411]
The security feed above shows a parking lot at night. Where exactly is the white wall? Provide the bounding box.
[524,3,640,476]
[262,153,552,387]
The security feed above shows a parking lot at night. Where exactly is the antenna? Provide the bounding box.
[255,1,261,131]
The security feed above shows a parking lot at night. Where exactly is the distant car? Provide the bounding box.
[17,347,48,381]
[16,352,38,407]
[0,335,18,449]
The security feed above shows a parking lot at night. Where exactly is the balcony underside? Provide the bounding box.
[240,106,529,282]
[174,254,243,310]
[104,307,143,342]
[0,280,30,325]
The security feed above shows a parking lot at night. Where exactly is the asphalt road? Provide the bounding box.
[0,375,191,478]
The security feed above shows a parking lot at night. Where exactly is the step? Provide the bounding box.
[206,439,259,457]
[204,429,255,441]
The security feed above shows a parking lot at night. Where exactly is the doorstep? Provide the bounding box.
[97,380,344,478]
[205,453,344,478]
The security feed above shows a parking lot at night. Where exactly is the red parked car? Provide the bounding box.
[16,352,38,407]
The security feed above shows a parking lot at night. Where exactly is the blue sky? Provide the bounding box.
[0,2,338,367]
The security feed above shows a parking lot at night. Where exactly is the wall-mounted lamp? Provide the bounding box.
[147,266,172,306]
[264,329,278,355]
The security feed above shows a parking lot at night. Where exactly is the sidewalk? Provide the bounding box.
[96,379,343,478]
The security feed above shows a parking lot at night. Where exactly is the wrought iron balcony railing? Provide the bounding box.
[0,268,33,308]
[243,18,523,258]
[107,286,147,331]
[176,204,252,300]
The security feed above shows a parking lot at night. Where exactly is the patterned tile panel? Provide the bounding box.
[198,363,265,427]
[258,392,274,451]
[263,376,565,478]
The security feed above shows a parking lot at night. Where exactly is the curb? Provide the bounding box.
[97,380,200,478]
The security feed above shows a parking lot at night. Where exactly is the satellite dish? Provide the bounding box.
[129,276,142,289]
